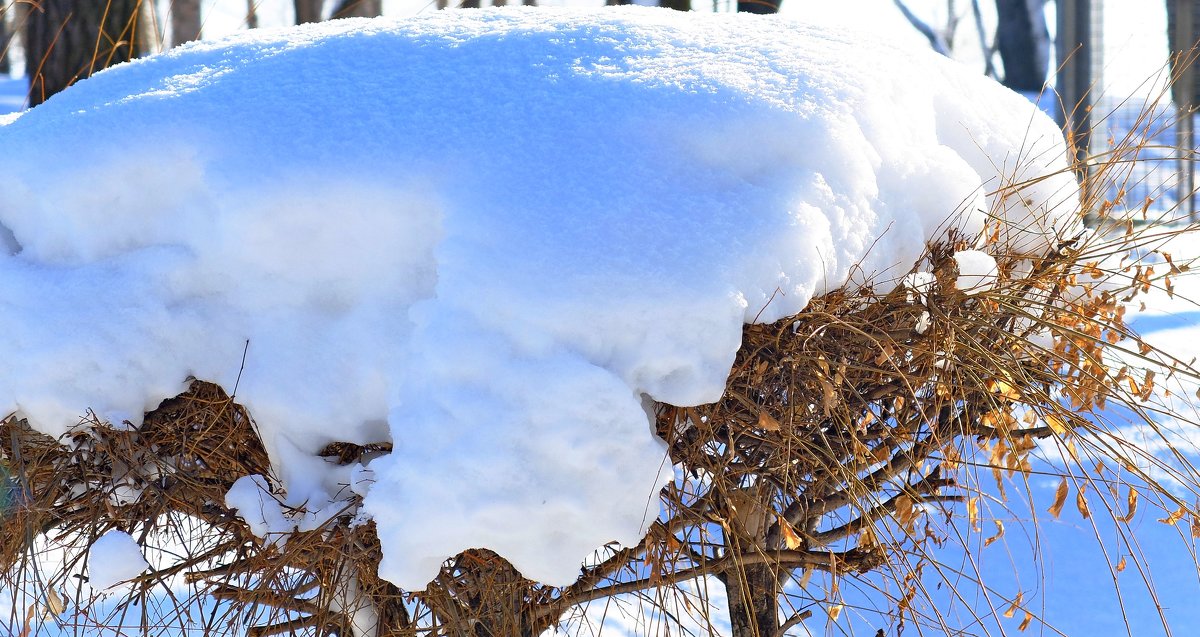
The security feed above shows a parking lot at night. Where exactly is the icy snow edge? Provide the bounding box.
[0,8,1079,590]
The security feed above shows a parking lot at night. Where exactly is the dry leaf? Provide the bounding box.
[1076,485,1091,520]
[1048,478,1068,519]
[942,445,962,472]
[819,378,837,415]
[967,496,981,530]
[757,411,781,432]
[1119,487,1138,523]
[987,378,1021,400]
[779,516,803,550]
[1138,370,1156,401]
[1159,506,1186,525]
[1116,556,1127,572]
[827,604,843,622]
[1003,592,1024,618]
[894,494,917,532]
[984,520,1005,547]
[1019,611,1035,631]
[798,567,814,588]
[45,589,64,616]
[1046,414,1070,436]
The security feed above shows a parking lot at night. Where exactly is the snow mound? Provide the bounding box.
[0,8,1079,589]
[87,530,149,590]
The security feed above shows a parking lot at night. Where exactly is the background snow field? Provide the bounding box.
[0,8,1079,590]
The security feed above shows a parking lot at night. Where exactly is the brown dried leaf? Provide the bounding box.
[1046,414,1070,436]
[987,378,1021,400]
[1003,592,1024,618]
[1158,506,1186,526]
[984,520,1005,547]
[1048,478,1068,519]
[46,589,64,617]
[819,378,837,415]
[779,516,804,550]
[967,496,981,530]
[1076,485,1091,520]
[827,604,843,622]
[1118,487,1138,523]
[894,494,917,532]
[757,411,781,432]
[1019,611,1035,631]
[1140,370,1156,401]
[1116,556,1127,572]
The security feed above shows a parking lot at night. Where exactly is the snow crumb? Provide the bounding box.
[903,271,937,305]
[914,311,932,334]
[0,8,1079,590]
[952,250,1000,295]
[87,530,149,590]
[225,475,296,547]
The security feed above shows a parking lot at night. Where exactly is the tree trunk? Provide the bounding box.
[1167,0,1199,221]
[994,0,1049,92]
[294,0,324,24]
[661,0,691,10]
[332,0,382,19]
[170,0,201,47]
[722,563,781,637]
[0,4,11,75]
[737,0,780,14]
[246,0,259,29]
[24,0,149,107]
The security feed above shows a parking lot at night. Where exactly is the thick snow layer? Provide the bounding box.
[87,530,149,590]
[0,8,1079,589]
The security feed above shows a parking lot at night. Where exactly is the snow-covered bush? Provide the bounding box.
[0,7,1196,637]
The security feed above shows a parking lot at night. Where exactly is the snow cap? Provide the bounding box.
[0,8,1078,590]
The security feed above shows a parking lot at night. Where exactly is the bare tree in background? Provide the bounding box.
[246,0,260,29]
[994,0,1050,92]
[332,0,382,18]
[170,0,202,47]
[737,0,780,14]
[24,0,150,106]
[294,0,324,24]
[894,0,951,55]
[0,3,11,75]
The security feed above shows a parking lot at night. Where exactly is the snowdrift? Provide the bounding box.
[0,7,1078,589]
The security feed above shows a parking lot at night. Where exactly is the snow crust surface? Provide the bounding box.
[0,8,1079,590]
[87,530,149,590]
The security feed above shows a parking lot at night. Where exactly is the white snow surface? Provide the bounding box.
[87,530,149,590]
[0,8,1079,590]
[952,249,999,295]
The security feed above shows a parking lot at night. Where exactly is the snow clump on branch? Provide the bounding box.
[0,7,1078,590]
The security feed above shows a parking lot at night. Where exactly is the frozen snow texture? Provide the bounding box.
[0,8,1079,589]
[87,531,149,590]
